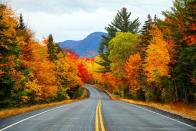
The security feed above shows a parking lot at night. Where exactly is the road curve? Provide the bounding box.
[0,84,195,131]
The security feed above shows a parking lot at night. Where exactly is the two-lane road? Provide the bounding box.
[0,84,195,131]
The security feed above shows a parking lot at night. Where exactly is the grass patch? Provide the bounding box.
[120,99,196,121]
[80,88,89,99]
[0,100,74,119]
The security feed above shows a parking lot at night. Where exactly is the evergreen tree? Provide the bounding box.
[161,0,196,102]
[137,14,153,59]
[97,7,140,73]
[134,14,160,100]
[136,14,159,59]
[0,4,20,106]
[140,14,152,35]
[47,34,61,61]
[153,15,158,24]
[19,13,25,30]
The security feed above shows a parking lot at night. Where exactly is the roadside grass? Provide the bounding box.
[95,84,196,121]
[121,99,196,121]
[0,88,89,119]
[0,100,74,119]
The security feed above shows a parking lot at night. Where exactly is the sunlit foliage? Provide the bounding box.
[0,4,85,106]
[125,53,142,89]
[108,32,139,79]
[144,25,170,83]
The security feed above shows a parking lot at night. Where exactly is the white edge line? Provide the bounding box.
[121,101,196,129]
[0,104,66,131]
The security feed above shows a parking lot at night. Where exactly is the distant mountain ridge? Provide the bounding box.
[58,32,106,58]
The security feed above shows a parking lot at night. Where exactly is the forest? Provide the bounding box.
[0,4,90,107]
[89,0,196,104]
[0,0,195,109]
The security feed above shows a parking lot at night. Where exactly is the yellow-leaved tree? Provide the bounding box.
[24,42,58,102]
[144,25,170,83]
[56,52,83,99]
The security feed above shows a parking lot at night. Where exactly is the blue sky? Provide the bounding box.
[4,0,173,42]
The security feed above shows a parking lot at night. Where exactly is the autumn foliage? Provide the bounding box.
[77,61,90,83]
[94,1,195,103]
[125,53,142,89]
[1,0,195,108]
[0,5,85,107]
[144,25,170,83]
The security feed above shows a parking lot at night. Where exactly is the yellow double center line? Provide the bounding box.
[95,95,106,131]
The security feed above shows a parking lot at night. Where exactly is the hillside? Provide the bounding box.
[58,32,106,57]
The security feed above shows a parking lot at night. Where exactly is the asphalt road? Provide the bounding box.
[0,84,195,131]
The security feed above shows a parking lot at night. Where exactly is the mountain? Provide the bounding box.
[58,32,106,57]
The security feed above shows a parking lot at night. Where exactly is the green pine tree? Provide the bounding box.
[19,13,26,30]
[97,7,140,73]
[161,0,196,102]
[0,4,20,106]
[47,34,61,61]
[137,14,153,59]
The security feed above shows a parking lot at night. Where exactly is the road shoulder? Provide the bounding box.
[120,99,196,128]
[96,85,196,128]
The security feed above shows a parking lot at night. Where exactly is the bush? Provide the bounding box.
[144,87,161,102]
[0,98,16,108]
[56,87,69,101]
[135,88,145,100]
[68,87,84,99]
[114,84,129,98]
[161,87,174,103]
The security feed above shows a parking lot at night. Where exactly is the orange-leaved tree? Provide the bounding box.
[24,42,58,102]
[144,25,170,83]
[56,52,83,98]
[125,53,142,89]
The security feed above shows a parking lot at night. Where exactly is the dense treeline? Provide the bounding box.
[93,0,196,103]
[0,4,87,107]
[0,0,195,108]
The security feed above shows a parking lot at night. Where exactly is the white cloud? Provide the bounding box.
[19,9,115,41]
[3,0,173,41]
